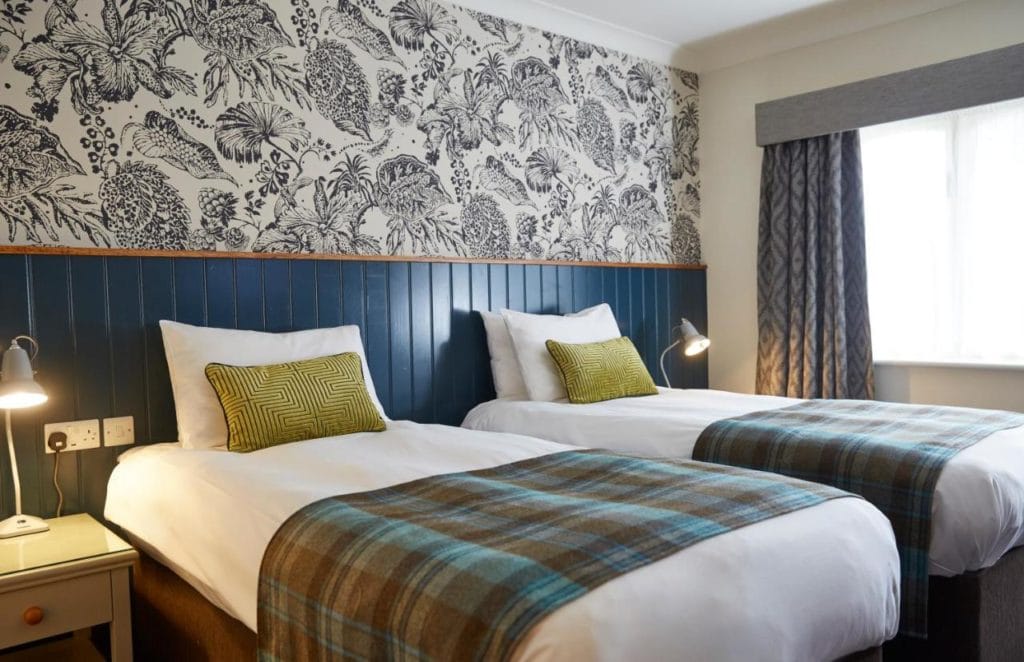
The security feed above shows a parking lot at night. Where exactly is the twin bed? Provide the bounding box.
[97,304,1024,660]
[107,423,897,661]
[464,388,1024,579]
[463,306,1024,660]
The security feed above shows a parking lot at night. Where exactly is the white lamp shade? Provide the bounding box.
[679,319,710,357]
[0,341,47,409]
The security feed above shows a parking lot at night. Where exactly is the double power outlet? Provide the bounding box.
[43,416,134,454]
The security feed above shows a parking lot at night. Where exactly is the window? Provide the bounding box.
[861,97,1024,366]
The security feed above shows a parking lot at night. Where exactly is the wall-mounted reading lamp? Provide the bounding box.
[0,336,49,538]
[658,318,709,388]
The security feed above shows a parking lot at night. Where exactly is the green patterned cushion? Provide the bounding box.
[204,352,386,452]
[545,336,658,404]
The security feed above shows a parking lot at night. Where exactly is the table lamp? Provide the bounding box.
[0,336,49,538]
[658,318,710,388]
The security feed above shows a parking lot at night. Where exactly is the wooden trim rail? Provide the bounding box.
[0,245,707,270]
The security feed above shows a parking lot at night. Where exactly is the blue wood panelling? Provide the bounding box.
[410,263,433,423]
[174,259,206,326]
[557,266,572,313]
[642,269,659,380]
[388,262,412,421]
[141,259,176,443]
[430,262,453,424]
[205,260,234,329]
[340,262,364,331]
[70,257,114,519]
[315,261,342,328]
[0,255,707,522]
[364,263,390,412]
[507,264,525,312]
[450,264,473,418]
[616,268,632,334]
[541,265,557,312]
[488,264,507,311]
[32,256,75,516]
[263,260,291,332]
[469,264,492,405]
[524,265,542,313]
[291,261,317,330]
[234,259,262,331]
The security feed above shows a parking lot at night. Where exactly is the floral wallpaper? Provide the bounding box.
[0,0,701,263]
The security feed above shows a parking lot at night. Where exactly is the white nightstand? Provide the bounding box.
[0,514,137,660]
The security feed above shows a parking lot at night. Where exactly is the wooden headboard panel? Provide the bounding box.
[0,252,708,521]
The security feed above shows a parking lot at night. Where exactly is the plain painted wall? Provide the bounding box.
[699,0,1024,412]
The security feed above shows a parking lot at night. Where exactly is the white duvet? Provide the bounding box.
[463,388,1024,577]
[105,421,899,661]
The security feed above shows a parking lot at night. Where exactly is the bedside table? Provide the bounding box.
[0,514,137,660]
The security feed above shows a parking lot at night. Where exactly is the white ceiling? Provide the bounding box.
[449,0,970,71]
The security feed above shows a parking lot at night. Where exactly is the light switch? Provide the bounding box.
[103,416,135,447]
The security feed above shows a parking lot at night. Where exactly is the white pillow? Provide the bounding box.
[481,305,610,399]
[160,321,388,449]
[501,304,621,402]
[480,311,529,399]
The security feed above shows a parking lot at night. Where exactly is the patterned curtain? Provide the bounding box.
[756,131,874,399]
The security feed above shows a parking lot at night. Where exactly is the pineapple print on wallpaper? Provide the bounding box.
[0,0,701,263]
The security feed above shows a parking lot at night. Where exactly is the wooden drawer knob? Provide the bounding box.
[22,606,43,626]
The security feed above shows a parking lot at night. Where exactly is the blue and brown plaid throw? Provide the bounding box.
[694,399,1024,638]
[258,449,847,661]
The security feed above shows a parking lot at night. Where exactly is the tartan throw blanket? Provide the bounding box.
[258,449,847,661]
[693,399,1024,638]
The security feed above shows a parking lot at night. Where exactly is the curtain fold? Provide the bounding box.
[756,131,874,399]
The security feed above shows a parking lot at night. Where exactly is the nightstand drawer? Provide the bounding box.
[0,571,111,649]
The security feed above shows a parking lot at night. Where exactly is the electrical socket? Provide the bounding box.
[43,419,100,454]
[103,416,135,447]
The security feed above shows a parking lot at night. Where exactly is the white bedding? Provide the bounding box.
[106,421,899,661]
[463,389,1024,577]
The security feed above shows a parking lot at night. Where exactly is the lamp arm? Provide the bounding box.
[5,410,20,516]
[659,338,681,389]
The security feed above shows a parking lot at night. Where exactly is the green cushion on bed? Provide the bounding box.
[545,336,658,404]
[205,352,385,452]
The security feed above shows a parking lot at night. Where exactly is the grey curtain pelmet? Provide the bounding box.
[755,132,874,399]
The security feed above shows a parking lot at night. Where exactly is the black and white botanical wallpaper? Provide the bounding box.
[0,0,701,262]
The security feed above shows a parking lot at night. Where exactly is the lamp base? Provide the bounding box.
[0,514,49,539]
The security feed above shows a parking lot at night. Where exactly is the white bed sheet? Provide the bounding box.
[105,421,899,661]
[463,388,1024,576]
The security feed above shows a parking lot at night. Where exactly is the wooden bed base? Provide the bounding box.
[131,551,884,661]
[133,545,1024,661]
[133,552,255,661]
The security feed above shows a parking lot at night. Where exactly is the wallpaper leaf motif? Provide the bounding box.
[478,156,533,208]
[125,111,236,184]
[525,147,578,194]
[0,0,701,263]
[323,1,403,66]
[388,0,459,52]
[626,62,664,104]
[98,160,190,249]
[306,38,371,140]
[214,102,310,165]
[589,66,630,113]
[0,105,107,245]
